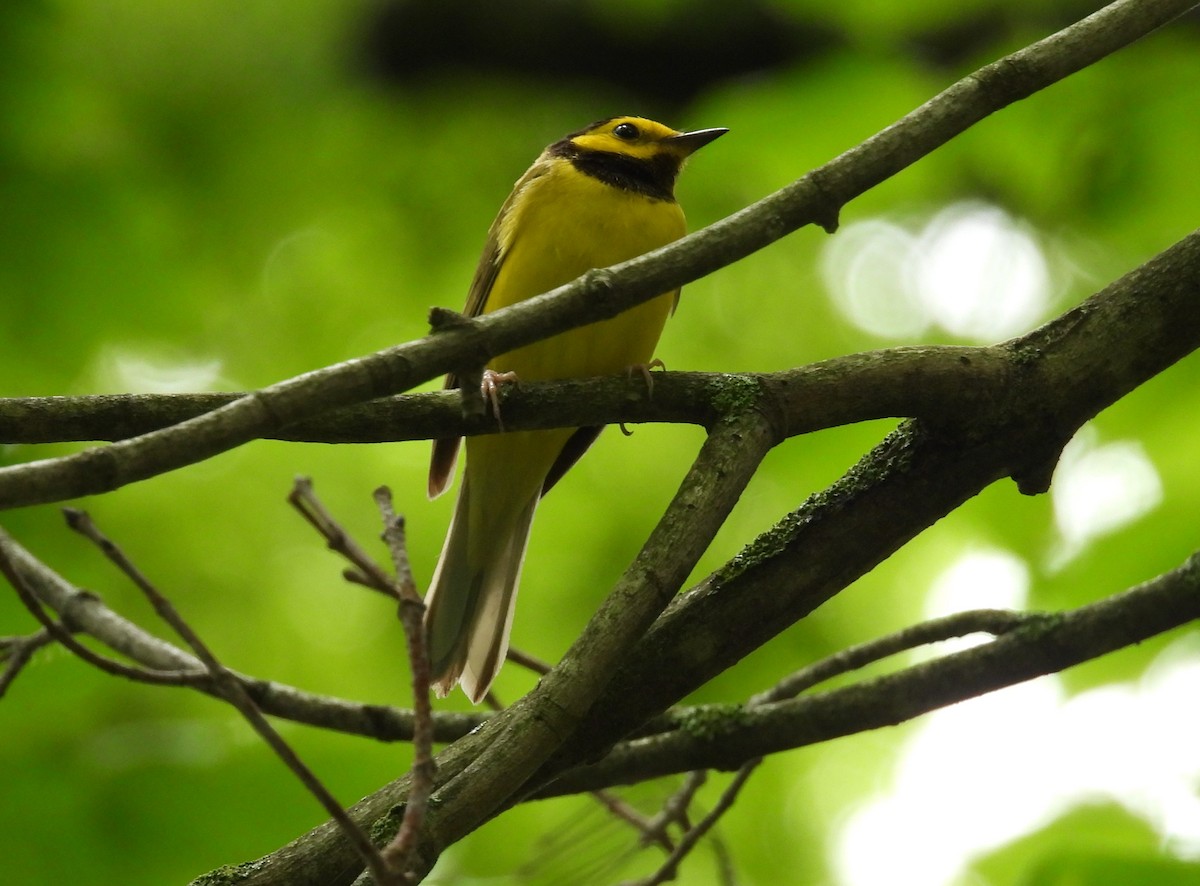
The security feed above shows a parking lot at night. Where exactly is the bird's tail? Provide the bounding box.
[423,475,538,702]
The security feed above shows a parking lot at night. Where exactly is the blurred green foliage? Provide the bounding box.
[2,1,1199,884]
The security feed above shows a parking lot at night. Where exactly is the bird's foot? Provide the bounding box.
[481,369,520,430]
[626,358,666,398]
[621,359,666,435]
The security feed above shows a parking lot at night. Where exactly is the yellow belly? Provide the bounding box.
[484,161,684,379]
[465,160,685,534]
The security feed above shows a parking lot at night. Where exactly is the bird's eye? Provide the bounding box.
[613,122,640,141]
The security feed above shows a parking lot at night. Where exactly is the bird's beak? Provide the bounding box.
[667,127,729,155]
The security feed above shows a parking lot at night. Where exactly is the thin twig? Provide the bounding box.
[632,602,1149,884]
[639,771,706,851]
[0,547,210,686]
[288,478,400,600]
[506,646,553,674]
[650,765,756,886]
[1,525,483,743]
[286,480,441,881]
[0,628,56,697]
[592,790,675,853]
[63,507,399,886]
[634,609,1031,881]
[710,833,737,886]
[753,608,1029,706]
[373,486,436,877]
[630,766,755,886]
[375,487,417,593]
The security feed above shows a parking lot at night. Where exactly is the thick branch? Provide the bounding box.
[0,349,999,445]
[198,410,776,886]
[523,223,1200,789]
[411,410,778,876]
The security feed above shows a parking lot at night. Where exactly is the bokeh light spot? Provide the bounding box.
[914,203,1049,341]
[821,219,929,338]
[823,202,1052,343]
[833,635,1200,886]
[92,346,224,393]
[1049,426,1163,569]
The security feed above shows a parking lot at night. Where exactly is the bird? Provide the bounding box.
[423,115,727,702]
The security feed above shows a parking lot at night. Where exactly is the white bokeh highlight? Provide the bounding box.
[832,545,1197,886]
[1049,426,1163,570]
[92,345,223,393]
[822,202,1053,343]
[820,219,928,339]
[914,204,1049,341]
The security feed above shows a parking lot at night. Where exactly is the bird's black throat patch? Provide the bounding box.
[552,141,680,203]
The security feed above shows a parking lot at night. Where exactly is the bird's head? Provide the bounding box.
[550,116,727,201]
[566,116,728,162]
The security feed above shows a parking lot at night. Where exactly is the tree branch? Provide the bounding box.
[2,0,1192,511]
[537,549,1200,795]
[61,508,401,884]
[0,350,998,446]
[521,221,1200,789]
[0,626,56,697]
[0,525,486,743]
[410,409,778,878]
[275,216,1200,879]
[176,1,1200,879]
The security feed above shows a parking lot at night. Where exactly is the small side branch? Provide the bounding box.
[0,627,57,697]
[0,523,486,742]
[374,487,436,875]
[1,545,211,687]
[62,508,399,885]
[539,550,1200,796]
[288,478,437,881]
[626,607,1031,881]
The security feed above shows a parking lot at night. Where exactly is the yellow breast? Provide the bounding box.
[484,159,684,380]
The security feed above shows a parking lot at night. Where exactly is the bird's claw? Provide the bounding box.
[626,358,666,398]
[481,369,520,430]
[620,359,666,436]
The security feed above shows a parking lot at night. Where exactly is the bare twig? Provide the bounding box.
[591,790,674,852]
[633,771,707,857]
[1,545,210,687]
[538,550,1200,799]
[0,524,485,743]
[711,834,737,886]
[289,478,400,600]
[373,486,436,877]
[752,608,1029,706]
[285,479,440,881]
[375,487,417,591]
[592,607,1086,882]
[63,507,399,886]
[506,646,554,675]
[631,766,757,886]
[0,627,56,697]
